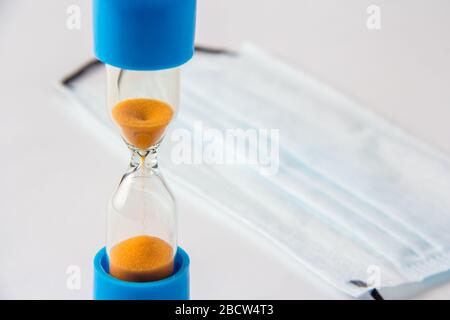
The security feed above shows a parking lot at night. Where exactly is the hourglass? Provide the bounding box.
[106,65,179,283]
[92,0,196,299]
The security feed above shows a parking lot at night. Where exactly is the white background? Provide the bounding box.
[1,0,449,299]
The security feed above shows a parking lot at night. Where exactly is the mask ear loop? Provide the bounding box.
[61,46,235,86]
[370,288,384,300]
[349,280,385,300]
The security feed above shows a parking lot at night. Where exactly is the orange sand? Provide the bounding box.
[109,235,174,282]
[112,98,174,150]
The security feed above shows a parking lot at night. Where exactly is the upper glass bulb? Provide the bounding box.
[106,65,180,151]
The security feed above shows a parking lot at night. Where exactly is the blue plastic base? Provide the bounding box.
[93,247,190,300]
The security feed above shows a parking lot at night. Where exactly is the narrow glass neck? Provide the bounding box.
[130,148,158,171]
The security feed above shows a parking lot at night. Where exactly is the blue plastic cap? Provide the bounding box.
[93,0,196,70]
[93,247,190,300]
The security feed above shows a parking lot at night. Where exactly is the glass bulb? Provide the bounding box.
[107,152,176,282]
[106,64,180,152]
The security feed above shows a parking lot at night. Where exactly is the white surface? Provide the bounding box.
[1,0,449,299]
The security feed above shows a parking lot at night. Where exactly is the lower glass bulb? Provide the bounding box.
[106,153,177,282]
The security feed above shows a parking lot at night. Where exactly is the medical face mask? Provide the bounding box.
[60,43,450,297]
